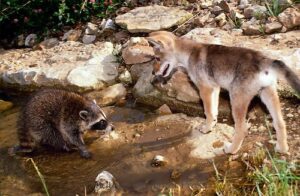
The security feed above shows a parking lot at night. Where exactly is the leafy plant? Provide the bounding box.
[265,0,284,16]
[0,0,125,40]
[228,11,243,29]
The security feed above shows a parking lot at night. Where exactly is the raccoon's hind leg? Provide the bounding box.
[38,123,70,152]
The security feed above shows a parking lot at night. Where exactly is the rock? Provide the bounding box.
[156,104,172,115]
[122,37,154,64]
[0,100,13,112]
[265,22,282,34]
[244,5,267,19]
[0,41,118,91]
[114,31,130,43]
[94,171,116,195]
[238,0,250,9]
[151,155,167,167]
[37,38,59,50]
[242,21,262,35]
[194,13,210,27]
[200,0,213,8]
[119,69,132,84]
[188,119,234,159]
[17,34,25,47]
[122,45,154,64]
[278,8,300,29]
[25,34,38,47]
[211,6,223,15]
[85,22,99,35]
[82,34,96,44]
[86,83,126,106]
[286,113,294,118]
[101,19,117,31]
[62,29,82,41]
[115,5,193,33]
[217,0,231,12]
[215,13,227,27]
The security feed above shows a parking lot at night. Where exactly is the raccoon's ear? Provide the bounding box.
[79,110,89,120]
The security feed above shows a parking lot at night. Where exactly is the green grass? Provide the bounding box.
[251,149,299,196]
[212,148,299,196]
[27,158,50,196]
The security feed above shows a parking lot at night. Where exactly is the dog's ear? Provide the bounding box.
[146,38,164,51]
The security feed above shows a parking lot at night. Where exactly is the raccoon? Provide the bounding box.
[10,89,113,158]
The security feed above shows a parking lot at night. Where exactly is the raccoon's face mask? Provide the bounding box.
[79,100,114,133]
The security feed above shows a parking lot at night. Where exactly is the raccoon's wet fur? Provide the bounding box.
[12,89,113,158]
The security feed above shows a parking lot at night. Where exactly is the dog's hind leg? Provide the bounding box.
[260,85,289,154]
[224,90,253,154]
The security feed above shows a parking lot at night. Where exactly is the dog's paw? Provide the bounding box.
[223,142,240,154]
[200,121,217,134]
[224,142,233,154]
[275,143,290,155]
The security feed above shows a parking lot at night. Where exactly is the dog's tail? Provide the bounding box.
[272,60,300,94]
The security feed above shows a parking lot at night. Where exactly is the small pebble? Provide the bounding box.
[286,113,294,118]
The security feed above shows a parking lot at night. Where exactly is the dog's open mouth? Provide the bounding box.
[162,64,170,77]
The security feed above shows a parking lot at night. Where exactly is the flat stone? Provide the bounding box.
[265,22,282,34]
[86,83,127,106]
[62,29,82,41]
[82,34,96,44]
[122,45,154,65]
[0,42,118,91]
[244,5,267,19]
[242,22,262,35]
[115,5,193,33]
[156,104,172,115]
[37,38,59,50]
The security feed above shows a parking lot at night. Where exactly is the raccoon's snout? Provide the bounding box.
[91,120,108,130]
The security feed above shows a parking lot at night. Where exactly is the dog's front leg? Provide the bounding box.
[198,84,218,133]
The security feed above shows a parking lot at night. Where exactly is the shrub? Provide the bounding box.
[0,0,124,39]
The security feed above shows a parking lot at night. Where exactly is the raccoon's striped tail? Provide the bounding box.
[9,122,35,156]
[272,60,300,94]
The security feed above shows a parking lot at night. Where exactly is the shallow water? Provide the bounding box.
[0,102,217,196]
[1,95,299,196]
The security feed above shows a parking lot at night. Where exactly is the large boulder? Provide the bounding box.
[278,8,300,29]
[85,83,127,106]
[0,41,118,91]
[115,5,193,33]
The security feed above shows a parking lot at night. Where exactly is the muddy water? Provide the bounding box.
[0,102,218,196]
[1,96,299,196]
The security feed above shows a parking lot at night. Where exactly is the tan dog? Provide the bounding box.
[147,31,300,154]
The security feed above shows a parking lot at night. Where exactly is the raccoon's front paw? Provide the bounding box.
[80,150,92,159]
